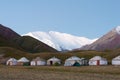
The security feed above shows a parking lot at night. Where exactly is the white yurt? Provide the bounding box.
[112,55,120,65]
[64,56,82,66]
[17,57,30,66]
[47,57,61,65]
[6,58,17,66]
[89,56,108,66]
[31,57,46,66]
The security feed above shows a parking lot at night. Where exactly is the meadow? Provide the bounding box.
[1,47,120,80]
[0,65,120,80]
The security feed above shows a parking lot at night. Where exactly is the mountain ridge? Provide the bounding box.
[0,24,58,53]
[24,31,97,51]
[80,26,120,51]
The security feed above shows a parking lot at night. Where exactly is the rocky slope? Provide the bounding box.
[80,26,120,51]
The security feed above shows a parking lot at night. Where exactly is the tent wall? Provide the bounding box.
[89,60,97,65]
[100,60,108,65]
[64,60,84,66]
[64,60,75,66]
[7,61,17,66]
[112,60,120,65]
[6,61,17,66]
[89,60,107,66]
[37,61,46,66]
[47,60,61,65]
[31,61,36,66]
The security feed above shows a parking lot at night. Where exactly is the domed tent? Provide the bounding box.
[6,58,17,66]
[64,56,82,66]
[17,57,30,66]
[89,56,108,66]
[112,55,120,65]
[47,57,61,66]
[31,57,46,66]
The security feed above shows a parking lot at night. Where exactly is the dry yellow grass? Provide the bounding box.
[0,65,120,80]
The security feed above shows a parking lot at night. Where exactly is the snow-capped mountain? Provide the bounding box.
[80,26,120,51]
[24,31,97,51]
[0,24,57,53]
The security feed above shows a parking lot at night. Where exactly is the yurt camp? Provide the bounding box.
[47,57,61,66]
[31,57,46,66]
[81,58,88,66]
[112,55,120,65]
[17,57,30,66]
[89,56,108,66]
[64,56,83,66]
[6,58,17,66]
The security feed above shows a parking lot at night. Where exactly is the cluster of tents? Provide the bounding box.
[6,55,120,66]
[6,57,61,66]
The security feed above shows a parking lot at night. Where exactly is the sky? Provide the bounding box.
[0,0,120,39]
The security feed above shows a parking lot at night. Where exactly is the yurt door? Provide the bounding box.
[97,60,100,65]
[50,61,53,65]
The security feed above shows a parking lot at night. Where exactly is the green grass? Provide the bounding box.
[1,47,120,64]
[1,47,120,80]
[0,65,120,80]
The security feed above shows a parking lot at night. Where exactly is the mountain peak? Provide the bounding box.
[115,26,120,34]
[0,24,58,53]
[80,26,120,51]
[24,31,97,51]
[0,24,20,40]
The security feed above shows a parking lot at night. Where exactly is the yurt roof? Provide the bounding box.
[8,58,17,62]
[66,56,81,61]
[32,57,45,61]
[18,57,29,62]
[81,58,86,60]
[112,55,120,60]
[47,57,60,61]
[90,56,106,61]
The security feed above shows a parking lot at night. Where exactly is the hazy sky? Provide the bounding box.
[0,0,120,38]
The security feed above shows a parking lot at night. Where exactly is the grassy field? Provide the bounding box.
[1,47,120,64]
[1,47,120,80]
[0,65,120,80]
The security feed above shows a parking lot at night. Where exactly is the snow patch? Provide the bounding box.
[115,26,120,34]
[24,31,97,51]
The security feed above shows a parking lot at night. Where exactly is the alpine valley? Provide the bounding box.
[1,24,120,66]
[1,24,120,53]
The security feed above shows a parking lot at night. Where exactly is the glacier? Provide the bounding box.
[23,31,97,51]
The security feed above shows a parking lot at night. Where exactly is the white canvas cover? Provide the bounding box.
[31,61,36,66]
[89,56,108,66]
[18,57,29,62]
[112,55,120,65]
[64,56,81,66]
[47,57,61,65]
[37,61,46,65]
[6,58,17,66]
[31,57,46,66]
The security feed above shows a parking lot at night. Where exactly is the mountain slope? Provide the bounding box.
[0,24,20,40]
[24,31,97,51]
[0,24,58,53]
[80,26,120,51]
[0,24,22,49]
[15,36,58,53]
